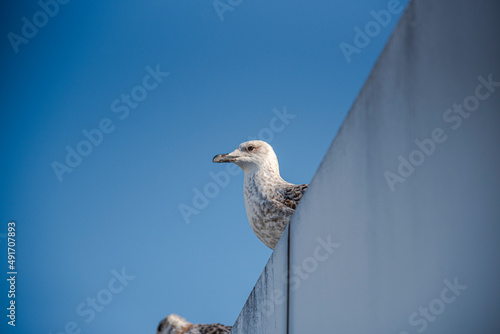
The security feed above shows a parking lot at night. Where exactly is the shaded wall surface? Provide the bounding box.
[232,0,500,333]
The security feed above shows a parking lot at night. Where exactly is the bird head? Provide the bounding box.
[213,140,279,174]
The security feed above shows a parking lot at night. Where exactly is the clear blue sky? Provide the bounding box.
[0,0,408,333]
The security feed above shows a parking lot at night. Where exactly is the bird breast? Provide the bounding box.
[243,172,293,249]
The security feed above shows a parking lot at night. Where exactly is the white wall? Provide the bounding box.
[232,0,500,333]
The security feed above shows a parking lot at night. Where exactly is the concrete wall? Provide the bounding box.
[231,226,289,334]
[232,0,500,333]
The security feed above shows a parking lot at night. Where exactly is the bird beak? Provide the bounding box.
[213,153,239,163]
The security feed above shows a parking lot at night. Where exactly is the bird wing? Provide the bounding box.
[278,183,308,210]
[189,324,232,334]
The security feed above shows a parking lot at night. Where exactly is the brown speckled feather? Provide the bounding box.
[278,183,308,209]
[190,323,232,334]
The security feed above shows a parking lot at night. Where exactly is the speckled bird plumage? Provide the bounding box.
[157,314,231,334]
[213,140,308,249]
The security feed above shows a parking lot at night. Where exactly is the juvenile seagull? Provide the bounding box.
[157,314,231,334]
[213,140,308,249]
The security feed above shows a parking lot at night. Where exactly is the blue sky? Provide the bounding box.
[0,0,408,332]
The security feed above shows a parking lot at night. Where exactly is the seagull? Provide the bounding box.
[213,140,308,249]
[157,314,231,334]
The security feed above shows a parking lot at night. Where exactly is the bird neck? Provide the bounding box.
[244,163,284,185]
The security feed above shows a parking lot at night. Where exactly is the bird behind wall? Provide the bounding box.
[213,140,308,249]
[156,314,231,334]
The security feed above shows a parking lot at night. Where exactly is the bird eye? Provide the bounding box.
[247,146,254,152]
